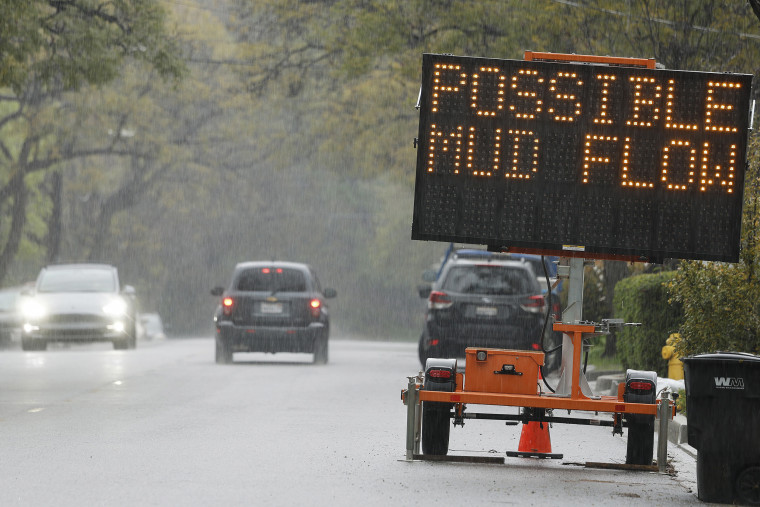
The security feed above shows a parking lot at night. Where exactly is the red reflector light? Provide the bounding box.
[222,297,234,316]
[309,299,321,317]
[629,381,653,391]
[521,294,546,314]
[262,268,270,274]
[430,339,439,346]
[428,369,452,379]
[429,291,453,310]
[276,268,283,274]
[531,343,541,350]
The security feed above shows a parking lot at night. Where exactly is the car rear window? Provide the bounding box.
[235,268,307,292]
[442,265,534,295]
[38,269,116,293]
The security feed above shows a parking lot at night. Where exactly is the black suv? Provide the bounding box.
[417,250,548,367]
[211,261,336,364]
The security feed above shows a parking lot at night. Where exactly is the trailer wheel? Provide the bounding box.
[625,417,655,465]
[421,401,451,455]
[623,369,656,465]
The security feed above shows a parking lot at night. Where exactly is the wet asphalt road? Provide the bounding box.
[0,338,700,506]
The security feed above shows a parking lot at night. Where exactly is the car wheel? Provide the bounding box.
[21,338,45,351]
[127,323,137,349]
[418,335,429,368]
[215,337,233,364]
[421,401,451,455]
[313,334,328,365]
[0,330,11,349]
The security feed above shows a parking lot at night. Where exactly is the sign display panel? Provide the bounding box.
[411,53,753,262]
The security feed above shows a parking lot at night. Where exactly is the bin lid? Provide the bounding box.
[683,351,760,364]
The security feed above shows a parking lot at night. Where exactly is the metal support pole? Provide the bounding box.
[405,376,419,460]
[414,396,422,456]
[657,391,671,473]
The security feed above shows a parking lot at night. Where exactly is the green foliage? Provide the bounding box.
[676,389,687,415]
[668,260,760,356]
[614,271,682,375]
[0,0,185,93]
[4,0,760,340]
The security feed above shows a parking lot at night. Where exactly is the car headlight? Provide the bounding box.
[103,299,128,316]
[21,299,46,320]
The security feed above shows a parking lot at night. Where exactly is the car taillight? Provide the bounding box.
[222,297,234,317]
[520,294,546,314]
[628,381,653,391]
[428,291,453,310]
[310,299,321,318]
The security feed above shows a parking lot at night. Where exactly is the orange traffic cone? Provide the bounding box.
[506,409,563,459]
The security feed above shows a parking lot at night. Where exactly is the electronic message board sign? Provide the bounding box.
[411,53,753,262]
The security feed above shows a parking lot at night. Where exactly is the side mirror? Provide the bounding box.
[417,285,432,299]
[323,288,337,298]
[421,269,437,283]
[210,287,224,297]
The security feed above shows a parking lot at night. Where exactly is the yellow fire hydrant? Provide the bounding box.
[661,333,684,380]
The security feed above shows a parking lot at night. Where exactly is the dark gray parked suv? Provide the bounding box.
[417,250,549,368]
[211,261,336,364]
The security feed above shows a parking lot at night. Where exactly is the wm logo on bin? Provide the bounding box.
[714,377,745,390]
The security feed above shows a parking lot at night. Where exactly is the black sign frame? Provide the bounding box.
[411,53,753,263]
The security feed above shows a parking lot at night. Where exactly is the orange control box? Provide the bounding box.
[464,348,544,395]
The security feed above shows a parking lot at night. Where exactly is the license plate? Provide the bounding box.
[260,302,283,314]
[475,306,498,317]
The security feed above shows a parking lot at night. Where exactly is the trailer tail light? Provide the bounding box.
[222,297,234,316]
[309,299,321,318]
[428,291,453,310]
[628,381,654,391]
[521,294,546,314]
[428,369,452,379]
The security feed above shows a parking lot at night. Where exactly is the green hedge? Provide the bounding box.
[613,271,682,375]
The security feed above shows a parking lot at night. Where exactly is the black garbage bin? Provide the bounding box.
[683,352,760,504]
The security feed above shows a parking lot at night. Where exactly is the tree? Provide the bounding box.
[0,0,185,283]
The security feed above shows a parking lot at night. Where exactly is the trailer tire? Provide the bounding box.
[421,402,451,455]
[625,416,655,465]
[623,369,656,466]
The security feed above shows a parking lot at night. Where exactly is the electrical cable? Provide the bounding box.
[539,255,558,393]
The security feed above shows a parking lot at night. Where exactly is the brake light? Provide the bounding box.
[428,369,452,379]
[629,381,653,391]
[428,291,453,310]
[310,299,321,318]
[520,294,546,314]
[222,297,234,316]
